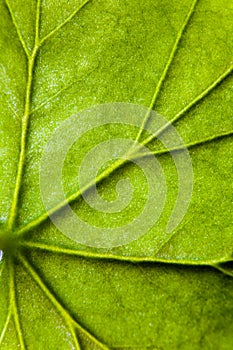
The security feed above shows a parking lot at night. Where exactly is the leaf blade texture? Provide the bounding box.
[0,0,233,348]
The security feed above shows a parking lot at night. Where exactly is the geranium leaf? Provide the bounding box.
[0,0,232,348]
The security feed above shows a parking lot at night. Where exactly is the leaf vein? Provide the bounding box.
[30,62,98,115]
[19,241,232,266]
[9,258,26,350]
[132,130,233,160]
[39,0,92,47]
[5,0,30,58]
[135,0,199,143]
[213,264,233,278]
[0,309,11,345]
[7,1,42,230]
[140,64,233,148]
[19,254,110,350]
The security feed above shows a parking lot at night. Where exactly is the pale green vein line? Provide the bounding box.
[19,241,232,266]
[35,0,41,46]
[30,82,77,115]
[212,264,233,278]
[16,157,127,237]
[7,52,35,230]
[7,102,19,120]
[140,64,233,148]
[155,232,181,260]
[19,254,110,350]
[135,0,199,143]
[20,253,81,349]
[39,0,92,47]
[5,0,30,58]
[7,2,41,230]
[16,124,233,238]
[30,63,99,115]
[30,73,92,115]
[131,130,233,160]
[9,258,26,350]
[0,309,11,345]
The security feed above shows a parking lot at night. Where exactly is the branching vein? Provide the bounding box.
[16,112,233,239]
[5,0,30,58]
[131,130,233,160]
[19,254,110,350]
[39,0,92,47]
[139,64,233,148]
[135,0,199,142]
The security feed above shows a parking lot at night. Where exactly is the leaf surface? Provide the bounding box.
[0,0,233,348]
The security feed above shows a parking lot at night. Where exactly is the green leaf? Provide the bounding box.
[0,0,232,348]
[2,254,233,349]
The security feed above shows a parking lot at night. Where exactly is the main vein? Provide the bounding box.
[7,0,41,231]
[135,0,199,143]
[19,241,232,266]
[19,254,110,350]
